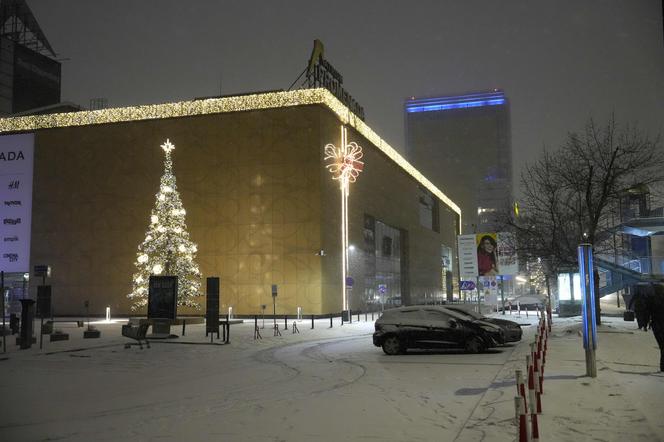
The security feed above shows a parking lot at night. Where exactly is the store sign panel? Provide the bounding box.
[457,234,478,277]
[0,133,34,273]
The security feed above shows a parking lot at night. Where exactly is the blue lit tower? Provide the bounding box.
[405,90,512,234]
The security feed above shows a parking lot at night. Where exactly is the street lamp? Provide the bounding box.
[22,272,29,299]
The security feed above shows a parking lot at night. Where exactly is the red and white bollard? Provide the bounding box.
[515,396,529,442]
[516,369,528,411]
[543,337,547,365]
[531,410,540,442]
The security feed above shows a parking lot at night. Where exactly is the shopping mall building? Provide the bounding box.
[0,88,461,316]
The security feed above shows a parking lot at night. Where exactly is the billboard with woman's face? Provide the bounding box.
[476,233,498,276]
[457,232,517,277]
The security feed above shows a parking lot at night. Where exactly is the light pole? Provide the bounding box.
[324,126,364,316]
[578,243,598,377]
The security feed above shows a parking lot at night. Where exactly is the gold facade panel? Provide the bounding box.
[14,96,460,316]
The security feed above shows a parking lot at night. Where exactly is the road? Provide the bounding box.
[0,319,532,441]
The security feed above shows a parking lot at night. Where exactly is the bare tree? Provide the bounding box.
[506,116,664,320]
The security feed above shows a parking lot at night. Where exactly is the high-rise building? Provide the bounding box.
[0,0,61,115]
[405,90,512,234]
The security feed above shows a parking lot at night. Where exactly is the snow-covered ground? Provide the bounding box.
[0,311,662,441]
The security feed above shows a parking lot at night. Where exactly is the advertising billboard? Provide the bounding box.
[0,133,34,273]
[457,232,517,277]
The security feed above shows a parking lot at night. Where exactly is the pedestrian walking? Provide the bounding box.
[646,283,664,372]
[629,285,650,331]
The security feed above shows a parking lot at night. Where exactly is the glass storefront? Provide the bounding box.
[1,272,30,318]
[374,220,402,307]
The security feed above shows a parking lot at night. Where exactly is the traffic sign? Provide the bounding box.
[460,280,476,291]
[34,265,50,277]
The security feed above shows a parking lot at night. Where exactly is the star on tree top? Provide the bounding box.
[161,139,175,154]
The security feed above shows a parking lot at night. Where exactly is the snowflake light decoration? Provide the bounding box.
[324,141,364,186]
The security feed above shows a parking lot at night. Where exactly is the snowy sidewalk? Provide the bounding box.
[457,313,664,441]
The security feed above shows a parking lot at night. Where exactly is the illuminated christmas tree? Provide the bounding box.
[128,139,201,310]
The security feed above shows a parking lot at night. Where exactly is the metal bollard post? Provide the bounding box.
[329,313,333,328]
[311,314,314,329]
[357,312,360,322]
[365,311,367,322]
[254,315,262,340]
[515,369,527,412]
[182,319,186,336]
[225,314,230,344]
[284,315,288,330]
[372,311,374,321]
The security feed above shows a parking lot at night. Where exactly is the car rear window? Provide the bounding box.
[397,309,422,319]
[421,309,451,321]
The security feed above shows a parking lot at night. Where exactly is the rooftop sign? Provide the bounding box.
[305,40,365,121]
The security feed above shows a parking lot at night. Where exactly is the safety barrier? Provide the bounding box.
[515,307,549,441]
[249,310,379,340]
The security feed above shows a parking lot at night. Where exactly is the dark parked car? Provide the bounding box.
[442,305,523,343]
[373,305,505,355]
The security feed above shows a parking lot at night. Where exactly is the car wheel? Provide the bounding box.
[382,335,404,355]
[464,336,485,354]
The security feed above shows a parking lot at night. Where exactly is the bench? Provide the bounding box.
[43,320,84,331]
[121,323,150,349]
[41,320,84,335]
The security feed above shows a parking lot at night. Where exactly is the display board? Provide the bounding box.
[0,133,34,273]
[148,276,178,319]
[36,285,52,318]
[206,277,220,333]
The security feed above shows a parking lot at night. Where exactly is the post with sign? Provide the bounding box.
[378,284,387,312]
[578,244,598,377]
[271,284,278,329]
[34,265,50,287]
[500,275,505,315]
[345,276,354,324]
[36,285,51,349]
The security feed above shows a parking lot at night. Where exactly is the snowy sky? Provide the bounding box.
[28,0,664,193]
